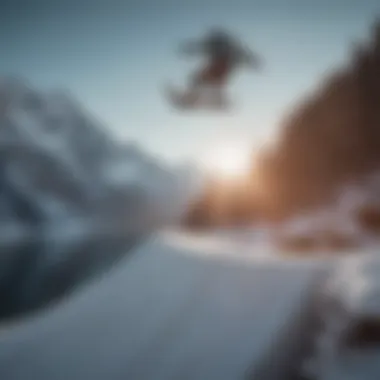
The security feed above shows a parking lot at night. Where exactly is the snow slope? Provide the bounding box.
[0,231,327,380]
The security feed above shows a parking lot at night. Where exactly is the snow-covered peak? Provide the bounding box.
[0,78,193,233]
[0,77,202,318]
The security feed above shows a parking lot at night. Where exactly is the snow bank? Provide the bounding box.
[302,253,380,379]
[324,254,380,318]
[274,173,380,253]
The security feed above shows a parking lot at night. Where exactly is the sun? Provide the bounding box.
[200,142,253,179]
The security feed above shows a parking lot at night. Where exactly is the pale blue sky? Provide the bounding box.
[1,0,380,164]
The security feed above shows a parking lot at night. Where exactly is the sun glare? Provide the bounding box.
[201,142,253,179]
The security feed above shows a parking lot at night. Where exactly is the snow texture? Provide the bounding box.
[302,253,380,380]
[0,232,326,380]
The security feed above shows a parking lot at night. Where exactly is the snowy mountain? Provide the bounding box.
[0,77,195,235]
[0,77,200,317]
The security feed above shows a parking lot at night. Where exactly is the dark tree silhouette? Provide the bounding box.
[256,19,380,219]
[185,19,380,227]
